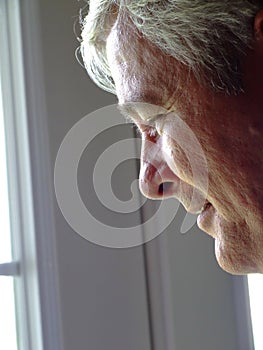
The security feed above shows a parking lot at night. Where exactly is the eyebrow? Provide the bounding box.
[117,104,137,123]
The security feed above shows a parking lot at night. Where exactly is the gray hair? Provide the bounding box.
[80,0,262,95]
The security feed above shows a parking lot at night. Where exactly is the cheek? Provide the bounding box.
[161,122,208,191]
[162,135,194,184]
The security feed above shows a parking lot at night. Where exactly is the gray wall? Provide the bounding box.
[33,1,151,350]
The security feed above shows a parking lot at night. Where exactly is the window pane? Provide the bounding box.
[0,80,12,263]
[0,276,18,350]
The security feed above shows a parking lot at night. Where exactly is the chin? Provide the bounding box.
[203,210,263,274]
[214,238,260,275]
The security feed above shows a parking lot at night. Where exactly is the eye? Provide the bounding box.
[131,119,164,140]
[148,126,158,138]
[138,124,159,140]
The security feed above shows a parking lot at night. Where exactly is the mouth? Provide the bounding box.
[196,200,212,215]
[197,200,214,233]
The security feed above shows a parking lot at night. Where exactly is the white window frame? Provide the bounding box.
[0,1,63,349]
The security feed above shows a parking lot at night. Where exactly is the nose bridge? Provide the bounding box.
[141,137,163,169]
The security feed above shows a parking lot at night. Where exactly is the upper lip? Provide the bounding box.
[185,199,212,214]
[154,178,212,215]
[195,200,211,214]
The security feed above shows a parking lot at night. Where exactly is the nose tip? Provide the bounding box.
[138,136,182,199]
[139,160,179,200]
[139,161,158,199]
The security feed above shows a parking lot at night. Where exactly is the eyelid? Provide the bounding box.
[152,114,167,136]
[127,112,170,137]
[133,113,167,137]
[145,113,166,124]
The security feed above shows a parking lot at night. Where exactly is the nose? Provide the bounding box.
[139,137,180,199]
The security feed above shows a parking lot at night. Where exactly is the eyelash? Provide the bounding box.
[148,127,158,138]
[131,123,159,138]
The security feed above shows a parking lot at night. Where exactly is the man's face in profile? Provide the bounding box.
[106,18,263,274]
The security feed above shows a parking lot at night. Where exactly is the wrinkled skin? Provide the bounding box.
[106,15,263,274]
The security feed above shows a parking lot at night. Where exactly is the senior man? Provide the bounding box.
[80,1,263,274]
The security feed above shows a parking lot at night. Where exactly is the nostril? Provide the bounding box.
[158,183,163,195]
[158,182,174,196]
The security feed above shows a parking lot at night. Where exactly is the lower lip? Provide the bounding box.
[197,203,214,232]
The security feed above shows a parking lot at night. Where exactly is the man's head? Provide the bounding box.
[81,1,263,274]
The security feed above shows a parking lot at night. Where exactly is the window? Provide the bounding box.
[0,84,18,350]
[0,0,43,349]
[248,275,263,350]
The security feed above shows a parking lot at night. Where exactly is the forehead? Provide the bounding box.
[106,17,185,108]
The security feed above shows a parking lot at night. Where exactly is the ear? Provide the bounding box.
[254,9,263,41]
